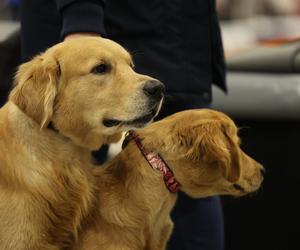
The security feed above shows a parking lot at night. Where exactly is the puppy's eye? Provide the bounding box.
[92,64,109,74]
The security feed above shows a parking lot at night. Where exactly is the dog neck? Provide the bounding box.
[1,102,92,186]
[122,130,180,193]
[93,140,177,238]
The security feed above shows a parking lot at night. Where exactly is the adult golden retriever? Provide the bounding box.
[74,109,264,250]
[0,37,164,249]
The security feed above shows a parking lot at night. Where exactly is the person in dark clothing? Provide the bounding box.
[20,0,226,249]
[0,31,21,107]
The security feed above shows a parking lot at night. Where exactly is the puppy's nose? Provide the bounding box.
[143,80,165,100]
[260,167,265,177]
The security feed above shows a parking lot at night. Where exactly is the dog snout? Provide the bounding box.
[143,80,165,101]
[260,166,265,177]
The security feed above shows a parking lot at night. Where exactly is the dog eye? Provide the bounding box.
[91,64,109,74]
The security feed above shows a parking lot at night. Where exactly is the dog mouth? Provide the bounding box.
[233,184,246,193]
[103,107,158,128]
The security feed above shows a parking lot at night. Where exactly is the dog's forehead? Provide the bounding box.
[169,109,229,123]
[161,109,237,133]
[58,37,132,63]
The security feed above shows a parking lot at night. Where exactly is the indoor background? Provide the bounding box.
[1,1,300,249]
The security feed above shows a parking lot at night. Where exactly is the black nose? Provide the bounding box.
[143,80,165,100]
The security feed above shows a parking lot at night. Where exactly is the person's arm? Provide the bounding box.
[55,0,106,39]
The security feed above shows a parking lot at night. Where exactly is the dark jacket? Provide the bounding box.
[21,0,226,110]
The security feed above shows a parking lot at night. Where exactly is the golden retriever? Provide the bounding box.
[9,37,164,149]
[74,109,264,250]
[0,37,164,249]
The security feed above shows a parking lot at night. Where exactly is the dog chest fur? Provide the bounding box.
[0,102,96,249]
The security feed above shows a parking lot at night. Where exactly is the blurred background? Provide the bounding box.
[0,0,300,249]
[216,1,300,250]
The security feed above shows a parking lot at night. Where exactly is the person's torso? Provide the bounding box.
[21,0,226,104]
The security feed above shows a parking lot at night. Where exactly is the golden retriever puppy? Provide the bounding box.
[0,37,163,249]
[75,109,264,250]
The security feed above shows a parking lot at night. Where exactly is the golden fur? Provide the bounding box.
[74,109,264,250]
[0,37,262,250]
[0,37,163,249]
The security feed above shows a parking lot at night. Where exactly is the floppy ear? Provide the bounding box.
[219,124,241,183]
[9,54,60,128]
[188,120,241,183]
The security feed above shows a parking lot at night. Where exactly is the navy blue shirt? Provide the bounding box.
[21,0,226,108]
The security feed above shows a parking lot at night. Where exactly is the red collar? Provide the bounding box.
[122,130,180,193]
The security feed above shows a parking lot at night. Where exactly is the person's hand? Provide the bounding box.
[64,32,100,41]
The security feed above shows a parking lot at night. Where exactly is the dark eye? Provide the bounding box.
[92,63,109,74]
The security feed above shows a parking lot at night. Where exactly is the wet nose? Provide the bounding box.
[143,80,165,101]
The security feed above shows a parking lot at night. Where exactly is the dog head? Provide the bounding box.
[9,37,164,149]
[139,109,264,198]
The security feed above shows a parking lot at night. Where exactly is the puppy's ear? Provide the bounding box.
[219,123,241,183]
[9,53,60,128]
[185,120,241,183]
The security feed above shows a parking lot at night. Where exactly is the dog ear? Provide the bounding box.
[9,53,60,129]
[219,123,241,183]
[184,120,241,183]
